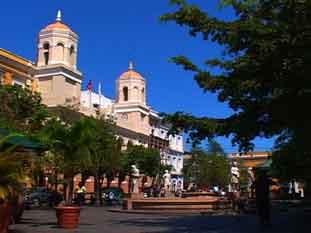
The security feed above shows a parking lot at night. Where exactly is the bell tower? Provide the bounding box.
[35,10,83,107]
[116,61,146,105]
[37,10,78,69]
[114,62,150,135]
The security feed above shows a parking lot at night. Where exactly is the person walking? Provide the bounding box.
[254,170,271,227]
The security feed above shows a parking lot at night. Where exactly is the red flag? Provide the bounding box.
[87,80,93,91]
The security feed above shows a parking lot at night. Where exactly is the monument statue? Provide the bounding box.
[230,161,240,192]
[163,170,171,192]
[130,165,140,194]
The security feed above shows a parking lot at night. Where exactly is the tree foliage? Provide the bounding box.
[0,84,48,133]
[183,148,229,187]
[161,0,311,179]
[122,144,170,180]
[207,138,225,155]
[37,117,91,203]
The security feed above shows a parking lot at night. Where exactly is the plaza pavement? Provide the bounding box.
[10,207,310,233]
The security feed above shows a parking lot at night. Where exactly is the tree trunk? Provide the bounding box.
[64,175,74,205]
[95,173,101,207]
[118,173,125,188]
[81,171,88,186]
[128,176,132,193]
[107,175,111,189]
[54,171,58,191]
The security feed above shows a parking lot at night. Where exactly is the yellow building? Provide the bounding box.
[227,151,272,168]
[0,48,36,90]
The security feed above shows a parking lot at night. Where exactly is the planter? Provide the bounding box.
[55,206,81,229]
[0,202,13,233]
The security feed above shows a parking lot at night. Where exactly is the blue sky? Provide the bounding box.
[0,0,274,152]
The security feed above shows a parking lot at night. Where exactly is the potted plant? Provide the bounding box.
[39,118,91,229]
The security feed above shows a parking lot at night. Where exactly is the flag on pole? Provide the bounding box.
[87,80,93,91]
[98,81,102,107]
[98,81,102,96]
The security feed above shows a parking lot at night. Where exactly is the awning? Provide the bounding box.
[0,129,47,151]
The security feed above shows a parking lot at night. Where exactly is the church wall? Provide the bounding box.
[116,111,150,136]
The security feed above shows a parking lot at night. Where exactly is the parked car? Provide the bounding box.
[24,187,63,208]
[102,188,123,205]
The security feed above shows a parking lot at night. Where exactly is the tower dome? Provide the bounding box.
[119,61,143,79]
[37,10,78,69]
[41,10,73,32]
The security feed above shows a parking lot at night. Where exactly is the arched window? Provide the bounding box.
[141,88,145,102]
[43,43,50,65]
[70,45,75,56]
[56,43,65,61]
[123,86,128,101]
[69,45,75,67]
[133,86,139,100]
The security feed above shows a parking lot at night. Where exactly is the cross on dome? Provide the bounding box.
[56,10,62,22]
[129,61,134,70]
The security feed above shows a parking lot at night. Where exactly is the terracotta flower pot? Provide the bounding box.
[55,206,81,229]
[0,202,13,233]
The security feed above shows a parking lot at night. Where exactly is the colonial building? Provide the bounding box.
[0,10,184,190]
[227,151,271,168]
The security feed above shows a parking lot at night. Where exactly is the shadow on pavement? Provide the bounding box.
[113,213,309,233]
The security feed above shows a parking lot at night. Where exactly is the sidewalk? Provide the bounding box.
[10,206,311,233]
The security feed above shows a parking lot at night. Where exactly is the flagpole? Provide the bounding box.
[89,89,92,108]
[99,81,102,108]
[88,80,92,108]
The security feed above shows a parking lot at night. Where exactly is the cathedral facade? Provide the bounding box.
[0,11,184,189]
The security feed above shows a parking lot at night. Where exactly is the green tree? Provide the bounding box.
[38,118,89,204]
[183,149,229,188]
[161,1,311,179]
[122,145,169,186]
[207,138,225,156]
[0,84,48,134]
[0,134,28,200]
[81,117,121,206]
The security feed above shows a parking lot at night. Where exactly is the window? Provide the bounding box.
[141,113,146,122]
[123,86,128,101]
[70,45,75,56]
[43,43,50,65]
[121,113,128,120]
[56,43,64,61]
[141,88,145,102]
[133,86,139,100]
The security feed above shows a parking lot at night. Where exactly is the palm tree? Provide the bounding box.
[38,118,89,204]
